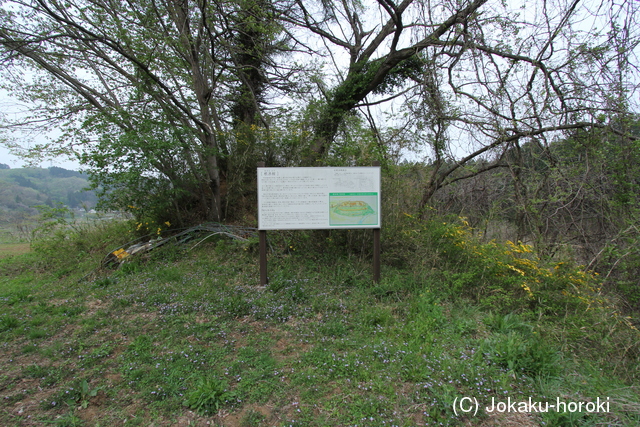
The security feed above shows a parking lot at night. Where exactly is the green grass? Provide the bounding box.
[0,219,639,426]
[0,242,31,258]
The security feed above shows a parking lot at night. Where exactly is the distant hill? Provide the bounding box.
[0,166,98,217]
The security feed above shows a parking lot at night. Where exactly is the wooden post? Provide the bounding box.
[373,161,381,283]
[257,162,268,285]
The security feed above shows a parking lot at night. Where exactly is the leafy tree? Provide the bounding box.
[0,0,290,225]
[1,0,639,227]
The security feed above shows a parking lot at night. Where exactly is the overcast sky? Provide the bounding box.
[0,145,81,169]
[0,87,81,170]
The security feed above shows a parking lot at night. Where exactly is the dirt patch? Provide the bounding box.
[104,372,122,385]
[475,411,541,427]
[271,322,311,363]
[83,297,108,317]
[8,380,57,422]
[195,314,212,324]
[216,403,276,427]
[272,336,309,363]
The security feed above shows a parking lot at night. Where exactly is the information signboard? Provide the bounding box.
[258,167,381,230]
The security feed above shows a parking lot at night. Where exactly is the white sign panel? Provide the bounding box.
[258,167,381,230]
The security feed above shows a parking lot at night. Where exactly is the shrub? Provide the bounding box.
[394,214,607,316]
[482,331,562,377]
[30,212,131,271]
[184,377,236,415]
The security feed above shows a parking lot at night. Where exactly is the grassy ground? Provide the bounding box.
[0,243,31,259]
[1,221,639,426]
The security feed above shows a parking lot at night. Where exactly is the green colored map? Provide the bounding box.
[332,200,375,217]
[329,193,378,226]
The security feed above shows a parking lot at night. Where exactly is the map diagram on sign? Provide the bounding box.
[329,193,378,226]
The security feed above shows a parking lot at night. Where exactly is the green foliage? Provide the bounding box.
[593,224,640,311]
[360,305,394,327]
[50,411,85,427]
[240,409,267,426]
[184,377,235,415]
[483,312,532,334]
[78,379,103,409]
[393,214,607,316]
[81,117,199,228]
[4,287,34,305]
[482,331,562,377]
[0,315,19,331]
[373,55,424,95]
[0,217,639,426]
[49,378,102,409]
[409,289,446,328]
[29,215,131,271]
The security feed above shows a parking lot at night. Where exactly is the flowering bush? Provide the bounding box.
[398,215,609,316]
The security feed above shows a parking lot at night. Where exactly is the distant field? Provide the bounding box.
[0,243,31,258]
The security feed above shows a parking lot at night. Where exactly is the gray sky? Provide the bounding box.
[0,145,80,170]
[0,87,81,170]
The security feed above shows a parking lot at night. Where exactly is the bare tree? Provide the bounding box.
[412,0,638,211]
[281,0,489,163]
[282,0,639,215]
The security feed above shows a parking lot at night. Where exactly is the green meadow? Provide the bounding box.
[0,218,639,426]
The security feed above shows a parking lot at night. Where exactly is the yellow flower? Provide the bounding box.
[506,240,533,254]
[507,264,525,276]
[521,283,534,298]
